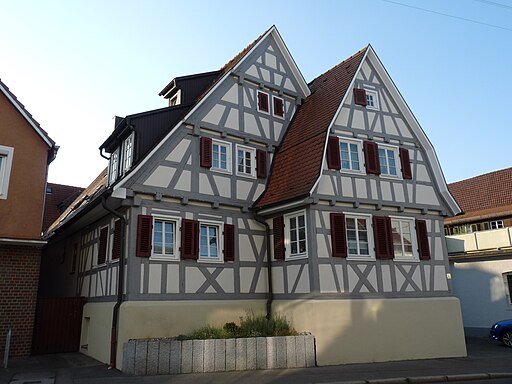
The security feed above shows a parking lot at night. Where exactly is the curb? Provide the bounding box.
[332,372,512,384]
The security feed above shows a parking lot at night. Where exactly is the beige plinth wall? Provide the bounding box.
[80,302,116,364]
[116,300,267,370]
[273,297,467,366]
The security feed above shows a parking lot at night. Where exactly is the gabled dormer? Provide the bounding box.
[159,71,220,107]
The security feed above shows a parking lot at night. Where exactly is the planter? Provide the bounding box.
[122,335,315,375]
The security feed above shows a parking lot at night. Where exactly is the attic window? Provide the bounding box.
[257,91,269,113]
[0,145,14,199]
[365,89,379,110]
[273,96,284,118]
[169,90,181,106]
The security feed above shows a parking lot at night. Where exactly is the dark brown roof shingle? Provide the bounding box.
[255,47,367,209]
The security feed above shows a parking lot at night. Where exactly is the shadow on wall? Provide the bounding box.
[450,259,511,332]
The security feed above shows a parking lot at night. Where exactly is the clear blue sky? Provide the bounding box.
[1,0,510,187]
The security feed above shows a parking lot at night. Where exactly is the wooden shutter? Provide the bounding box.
[373,216,393,259]
[327,136,341,170]
[273,216,285,260]
[258,91,269,112]
[330,213,347,258]
[256,149,267,179]
[98,226,108,264]
[364,141,380,175]
[136,215,152,257]
[416,219,430,260]
[223,224,235,262]
[399,147,412,180]
[354,88,367,106]
[200,137,212,168]
[112,219,122,260]
[181,219,199,260]
[273,96,284,117]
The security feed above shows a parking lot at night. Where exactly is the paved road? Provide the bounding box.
[1,337,511,384]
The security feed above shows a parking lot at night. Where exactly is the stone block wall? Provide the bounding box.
[123,335,315,375]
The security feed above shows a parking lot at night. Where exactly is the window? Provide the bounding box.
[273,95,284,118]
[378,145,400,177]
[0,145,14,199]
[169,90,181,106]
[365,89,379,110]
[285,211,307,259]
[504,273,512,305]
[339,138,363,172]
[346,214,373,259]
[482,220,504,230]
[122,132,134,173]
[97,226,109,265]
[212,139,231,173]
[236,144,256,178]
[257,91,269,113]
[391,217,418,260]
[108,149,119,185]
[199,222,221,261]
[152,217,178,259]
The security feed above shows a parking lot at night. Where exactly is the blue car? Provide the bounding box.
[490,319,512,347]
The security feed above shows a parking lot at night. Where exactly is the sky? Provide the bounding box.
[1,0,510,188]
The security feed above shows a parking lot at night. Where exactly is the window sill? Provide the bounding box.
[379,174,402,181]
[365,106,379,111]
[150,256,179,262]
[346,256,375,261]
[197,258,224,264]
[211,168,232,176]
[286,253,308,261]
[393,257,420,263]
[236,172,256,180]
[339,168,365,176]
[273,113,285,120]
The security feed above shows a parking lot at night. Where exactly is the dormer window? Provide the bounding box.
[122,132,135,173]
[169,90,182,106]
[108,149,119,185]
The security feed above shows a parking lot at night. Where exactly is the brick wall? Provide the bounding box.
[0,244,41,358]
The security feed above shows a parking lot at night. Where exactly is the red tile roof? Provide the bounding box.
[45,169,107,235]
[445,167,512,223]
[254,47,367,209]
[43,183,85,232]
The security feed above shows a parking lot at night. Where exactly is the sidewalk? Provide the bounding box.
[1,337,512,384]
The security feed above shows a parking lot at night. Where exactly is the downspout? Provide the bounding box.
[254,213,273,320]
[101,196,125,369]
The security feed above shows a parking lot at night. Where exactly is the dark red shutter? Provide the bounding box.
[136,215,152,257]
[273,97,284,117]
[373,216,393,259]
[181,219,199,260]
[112,219,122,260]
[330,213,347,258]
[354,88,367,106]
[258,92,269,112]
[416,219,430,260]
[327,136,341,170]
[364,141,380,175]
[273,216,285,260]
[98,226,108,264]
[224,224,235,262]
[399,147,412,180]
[256,149,267,179]
[200,137,212,168]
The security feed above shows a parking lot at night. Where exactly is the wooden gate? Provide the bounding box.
[32,297,86,354]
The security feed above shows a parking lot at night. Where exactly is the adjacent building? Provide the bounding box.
[446,168,512,336]
[41,26,466,368]
[0,79,58,358]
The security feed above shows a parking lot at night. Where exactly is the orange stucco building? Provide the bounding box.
[0,79,57,358]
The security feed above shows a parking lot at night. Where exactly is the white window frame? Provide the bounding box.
[284,210,308,260]
[169,90,181,106]
[235,144,256,179]
[151,215,180,261]
[0,145,14,199]
[503,272,512,307]
[345,213,375,260]
[390,216,419,262]
[378,144,402,179]
[198,220,224,262]
[122,132,135,174]
[257,90,270,114]
[211,139,232,174]
[338,137,365,174]
[364,89,379,110]
[272,95,285,119]
[108,148,120,186]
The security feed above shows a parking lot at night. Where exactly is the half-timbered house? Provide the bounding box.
[41,26,466,368]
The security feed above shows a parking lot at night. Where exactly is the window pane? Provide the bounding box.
[379,148,388,174]
[164,222,174,255]
[357,218,367,230]
[299,227,306,242]
[245,151,251,173]
[348,240,357,254]
[347,229,356,241]
[291,242,297,255]
[213,145,219,168]
[200,225,208,256]
[346,218,355,230]
[360,241,369,255]
[298,215,305,228]
[238,150,244,172]
[290,217,297,230]
[154,221,163,254]
[387,150,397,175]
[350,144,359,170]
[340,143,350,169]
[299,240,306,253]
